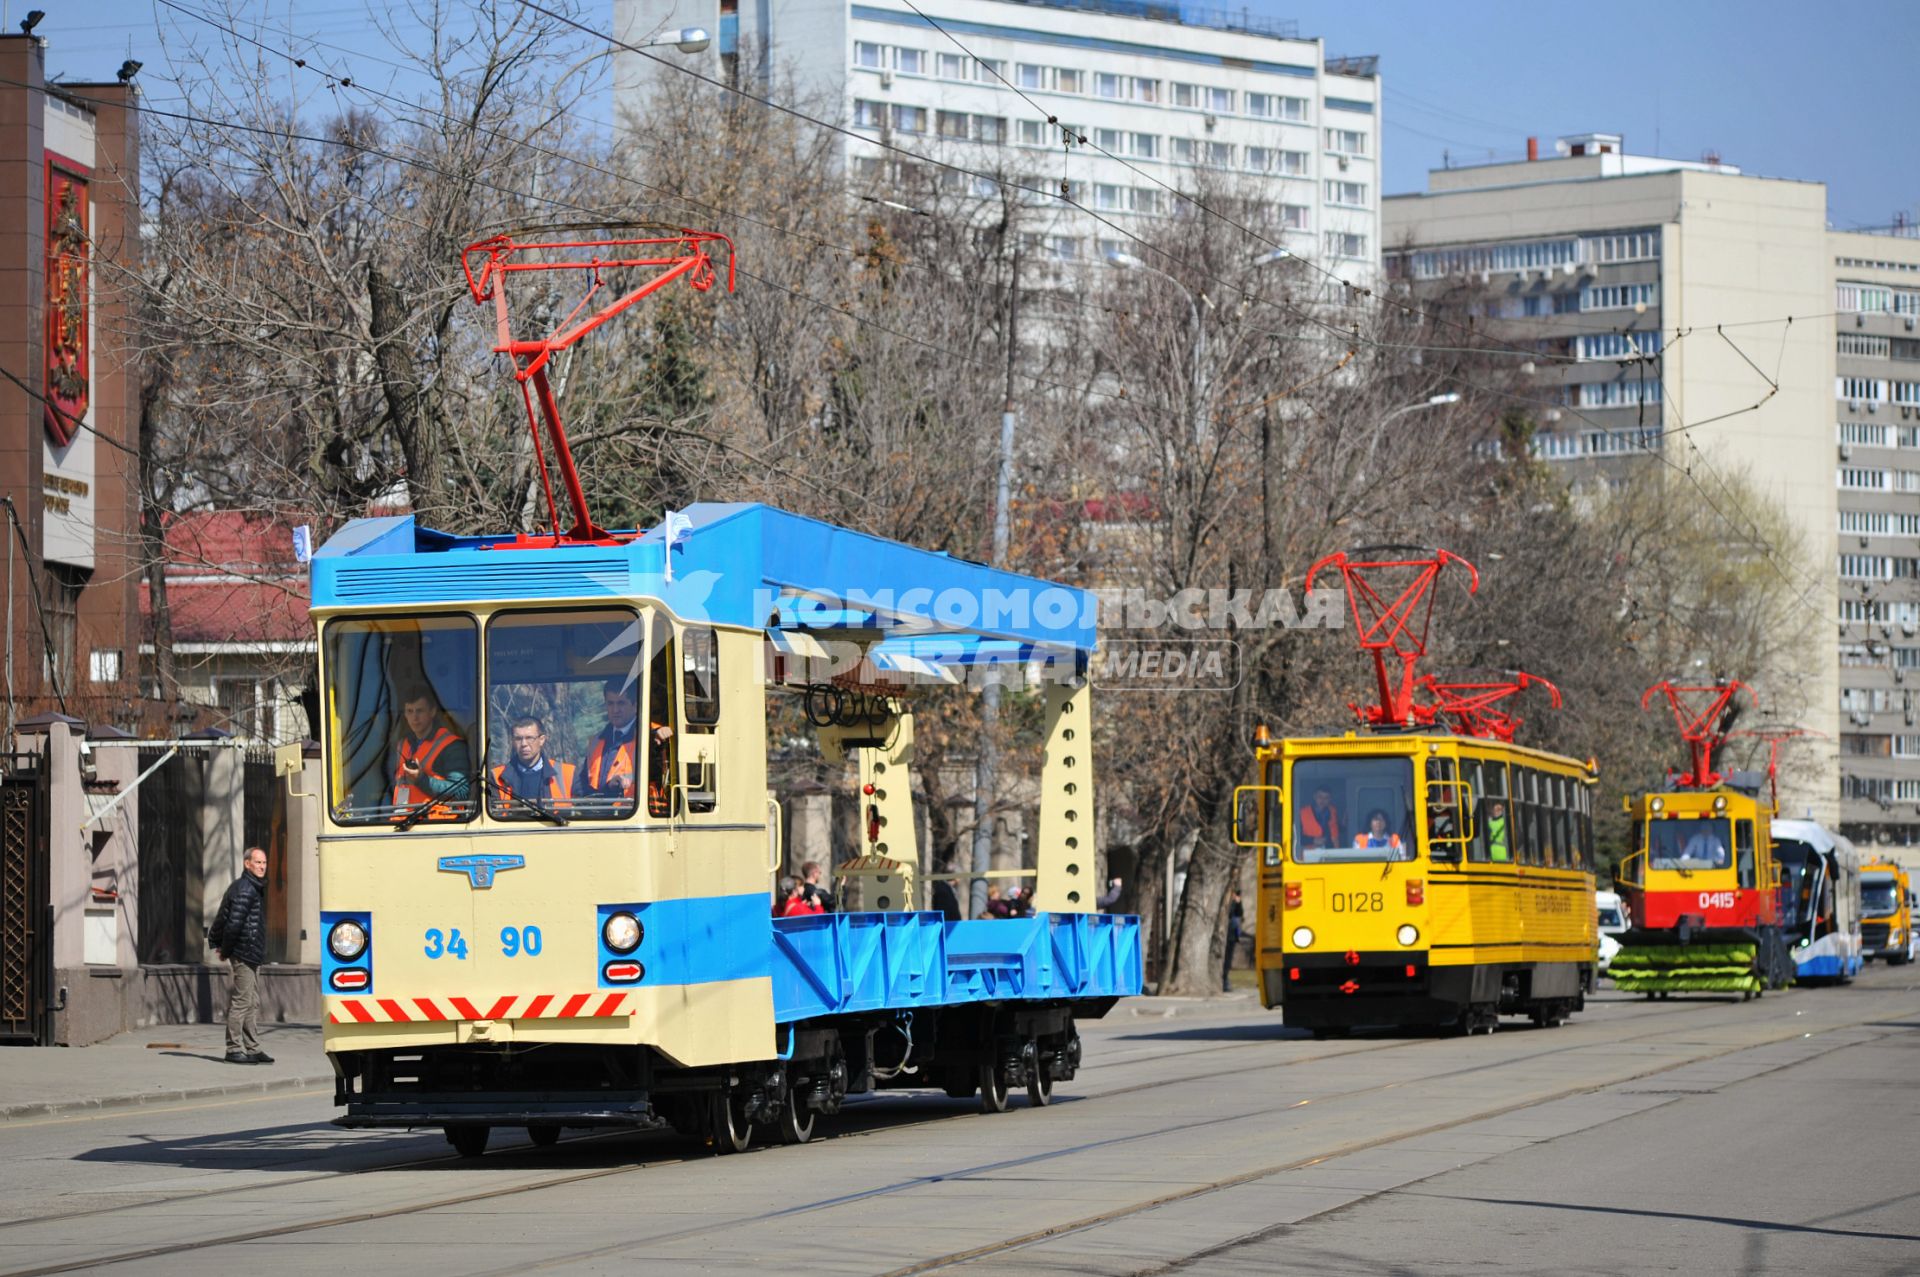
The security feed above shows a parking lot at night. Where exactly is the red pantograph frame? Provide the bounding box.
[1306,546,1479,729]
[461,230,736,542]
[1640,679,1758,789]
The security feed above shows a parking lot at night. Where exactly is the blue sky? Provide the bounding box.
[39,0,1920,228]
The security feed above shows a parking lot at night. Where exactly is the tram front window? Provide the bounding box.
[486,607,650,820]
[324,616,479,825]
[1862,877,1899,917]
[1647,818,1732,870]
[1290,757,1414,863]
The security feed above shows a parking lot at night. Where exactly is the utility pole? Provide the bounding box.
[971,249,1018,919]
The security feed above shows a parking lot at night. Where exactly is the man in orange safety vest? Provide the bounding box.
[492,715,574,810]
[391,685,471,820]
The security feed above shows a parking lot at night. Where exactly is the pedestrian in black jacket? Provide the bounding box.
[209,847,271,1065]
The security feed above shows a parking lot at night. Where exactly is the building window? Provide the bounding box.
[1018,118,1045,147]
[1581,282,1657,312]
[1324,231,1367,259]
[1094,71,1122,98]
[1131,77,1158,103]
[1016,63,1045,89]
[937,52,968,80]
[1839,467,1890,491]
[1839,333,1891,358]
[894,48,925,75]
[42,564,81,694]
[1587,230,1659,263]
[1840,421,1891,447]
[973,57,1005,82]
[853,99,884,129]
[891,104,927,134]
[1130,132,1159,159]
[1840,376,1888,402]
[936,109,968,139]
[1048,235,1079,261]
[1247,92,1307,120]
[1279,204,1309,230]
[854,41,884,69]
[1206,86,1234,113]
[1894,381,1920,405]
[1055,68,1083,94]
[1130,187,1163,215]
[1094,127,1123,153]
[89,649,121,684]
[1325,127,1367,155]
[1324,179,1368,207]
[1094,182,1124,211]
[1577,379,1662,408]
[1172,82,1199,108]
[1171,137,1195,164]
[1576,332,1661,360]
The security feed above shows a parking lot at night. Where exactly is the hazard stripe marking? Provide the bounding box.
[413,998,447,1021]
[593,993,626,1017]
[523,994,553,1018]
[558,993,592,1018]
[343,1000,375,1023]
[377,999,407,1021]
[486,995,516,1020]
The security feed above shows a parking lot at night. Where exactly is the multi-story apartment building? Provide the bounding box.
[1384,134,1920,842]
[613,0,1382,282]
[1828,226,1920,846]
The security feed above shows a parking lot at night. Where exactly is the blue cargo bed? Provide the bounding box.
[770,911,1143,1023]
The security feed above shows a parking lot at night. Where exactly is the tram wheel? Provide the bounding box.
[777,1079,816,1145]
[709,1088,754,1154]
[1026,1059,1054,1108]
[978,1062,1011,1114]
[526,1123,561,1148]
[445,1124,490,1158]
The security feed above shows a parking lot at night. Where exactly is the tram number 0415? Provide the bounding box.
[1330,892,1385,914]
[1698,891,1736,910]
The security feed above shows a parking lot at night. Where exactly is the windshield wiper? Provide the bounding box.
[488,773,570,826]
[395,772,475,832]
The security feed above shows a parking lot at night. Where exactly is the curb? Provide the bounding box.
[0,1070,336,1124]
[1121,992,1258,1019]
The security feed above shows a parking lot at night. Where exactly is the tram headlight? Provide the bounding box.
[1650,797,1665,814]
[328,919,368,961]
[602,911,643,954]
[1291,926,1315,949]
[1397,924,1420,947]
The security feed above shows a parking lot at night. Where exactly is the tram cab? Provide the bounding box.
[1859,858,1915,965]
[1239,733,1597,1037]
[1616,784,1779,943]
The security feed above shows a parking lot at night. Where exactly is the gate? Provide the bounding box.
[135,747,196,965]
[0,748,50,1044]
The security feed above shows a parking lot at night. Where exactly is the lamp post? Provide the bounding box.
[1362,391,1462,476]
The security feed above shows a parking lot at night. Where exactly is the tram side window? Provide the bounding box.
[682,626,721,729]
[1550,776,1571,869]
[1577,785,1593,869]
[1462,758,1489,862]
[1424,757,1460,852]
[1510,769,1533,865]
[1735,820,1756,889]
[486,608,643,821]
[323,616,479,825]
[1484,762,1512,864]
[648,633,678,817]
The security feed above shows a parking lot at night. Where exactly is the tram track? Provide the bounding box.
[0,992,1812,1275]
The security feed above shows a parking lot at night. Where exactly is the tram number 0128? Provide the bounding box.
[1330,892,1385,914]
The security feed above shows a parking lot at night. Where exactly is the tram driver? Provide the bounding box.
[1354,809,1409,857]
[391,683,473,819]
[574,674,674,813]
[1679,826,1730,868]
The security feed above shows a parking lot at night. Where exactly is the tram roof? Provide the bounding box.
[311,502,1096,663]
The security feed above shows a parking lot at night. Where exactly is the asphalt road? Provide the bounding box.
[1,966,1915,1276]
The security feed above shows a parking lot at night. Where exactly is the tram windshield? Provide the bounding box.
[1862,876,1900,917]
[485,607,651,821]
[1290,756,1415,863]
[1646,817,1732,870]
[324,616,480,825]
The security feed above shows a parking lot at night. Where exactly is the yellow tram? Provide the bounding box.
[1234,548,1596,1036]
[1239,731,1598,1036]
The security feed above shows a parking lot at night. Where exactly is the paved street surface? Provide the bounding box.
[0,969,1914,1276]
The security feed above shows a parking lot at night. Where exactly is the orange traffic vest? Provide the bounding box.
[1300,804,1341,845]
[393,727,461,819]
[584,733,637,797]
[491,759,575,808]
[1353,832,1404,851]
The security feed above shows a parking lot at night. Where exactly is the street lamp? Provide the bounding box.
[637,26,713,53]
[1362,391,1463,475]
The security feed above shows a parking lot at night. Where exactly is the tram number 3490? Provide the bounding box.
[424,926,543,959]
[1330,892,1385,913]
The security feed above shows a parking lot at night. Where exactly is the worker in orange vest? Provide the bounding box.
[1299,785,1341,849]
[492,715,574,811]
[1354,809,1407,856]
[391,684,471,820]
[574,675,671,812]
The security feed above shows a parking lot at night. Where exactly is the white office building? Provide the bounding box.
[613,0,1382,282]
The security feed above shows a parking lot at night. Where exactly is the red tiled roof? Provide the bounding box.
[140,512,311,646]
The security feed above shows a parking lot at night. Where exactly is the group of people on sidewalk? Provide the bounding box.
[775,861,837,917]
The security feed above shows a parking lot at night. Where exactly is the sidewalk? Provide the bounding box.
[1119,989,1258,1018]
[0,1022,332,1123]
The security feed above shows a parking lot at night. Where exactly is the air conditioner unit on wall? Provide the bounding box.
[880,69,893,88]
